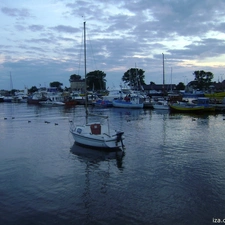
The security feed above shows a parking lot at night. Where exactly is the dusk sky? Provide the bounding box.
[1,0,225,90]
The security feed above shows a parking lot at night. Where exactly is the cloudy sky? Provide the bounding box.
[1,0,225,90]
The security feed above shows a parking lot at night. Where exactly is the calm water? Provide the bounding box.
[1,103,225,225]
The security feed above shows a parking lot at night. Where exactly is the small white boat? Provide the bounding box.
[70,114,124,149]
[152,100,169,110]
[40,99,65,106]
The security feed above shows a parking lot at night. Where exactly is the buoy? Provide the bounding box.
[4,118,7,120]
[28,121,31,123]
[55,123,58,125]
[12,117,15,119]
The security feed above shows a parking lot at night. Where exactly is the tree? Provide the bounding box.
[28,86,38,94]
[50,81,63,91]
[193,70,214,90]
[69,74,82,82]
[86,70,106,91]
[122,68,146,89]
[176,82,185,90]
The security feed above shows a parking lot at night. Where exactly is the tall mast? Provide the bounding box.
[84,21,88,122]
[10,72,13,91]
[162,53,165,92]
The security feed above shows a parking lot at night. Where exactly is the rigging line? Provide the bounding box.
[86,32,98,71]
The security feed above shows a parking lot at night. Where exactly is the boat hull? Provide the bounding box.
[112,100,143,109]
[204,92,225,98]
[169,104,204,113]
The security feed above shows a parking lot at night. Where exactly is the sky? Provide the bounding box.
[1,0,225,90]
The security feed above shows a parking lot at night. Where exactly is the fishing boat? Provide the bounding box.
[169,103,204,113]
[112,91,144,109]
[70,22,125,150]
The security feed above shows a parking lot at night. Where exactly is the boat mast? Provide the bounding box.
[84,21,88,123]
[162,53,165,93]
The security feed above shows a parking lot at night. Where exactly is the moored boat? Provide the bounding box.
[169,103,204,113]
[204,92,225,98]
[152,100,169,110]
[196,97,215,112]
[70,22,125,150]
[112,97,144,109]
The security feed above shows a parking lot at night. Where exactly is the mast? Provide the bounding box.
[162,53,165,93]
[10,72,13,91]
[84,21,88,123]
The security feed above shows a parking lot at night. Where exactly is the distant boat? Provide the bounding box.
[27,91,47,104]
[3,96,13,103]
[94,99,113,107]
[152,100,169,110]
[40,99,65,106]
[0,95,4,102]
[112,89,144,109]
[204,92,225,98]
[70,22,125,150]
[169,103,204,113]
[195,97,215,112]
[112,96,144,109]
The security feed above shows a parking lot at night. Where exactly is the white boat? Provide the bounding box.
[152,100,169,110]
[39,88,65,106]
[3,96,13,102]
[40,99,65,106]
[70,22,125,150]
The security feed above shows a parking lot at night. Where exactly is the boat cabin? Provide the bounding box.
[197,97,210,106]
[90,123,101,135]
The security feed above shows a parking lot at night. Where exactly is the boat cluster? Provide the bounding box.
[1,87,225,112]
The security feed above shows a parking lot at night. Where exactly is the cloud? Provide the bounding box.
[1,7,32,19]
[1,0,225,90]
[51,25,79,33]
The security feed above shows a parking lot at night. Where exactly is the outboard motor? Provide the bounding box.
[116,131,124,148]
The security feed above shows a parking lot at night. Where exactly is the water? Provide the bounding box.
[1,103,225,225]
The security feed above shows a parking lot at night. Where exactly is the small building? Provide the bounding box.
[70,80,85,92]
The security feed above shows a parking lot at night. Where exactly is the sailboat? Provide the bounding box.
[70,22,125,150]
[152,53,169,110]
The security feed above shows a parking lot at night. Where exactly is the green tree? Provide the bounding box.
[176,82,185,90]
[86,70,106,91]
[193,70,214,90]
[28,86,38,94]
[50,81,63,91]
[122,68,146,89]
[69,74,82,82]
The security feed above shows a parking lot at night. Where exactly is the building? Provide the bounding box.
[70,80,85,92]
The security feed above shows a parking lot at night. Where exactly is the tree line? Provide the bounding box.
[28,69,215,93]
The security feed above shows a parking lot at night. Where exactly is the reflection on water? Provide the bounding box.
[1,103,225,224]
[70,143,125,169]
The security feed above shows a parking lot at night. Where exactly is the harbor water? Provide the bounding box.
[1,103,225,225]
